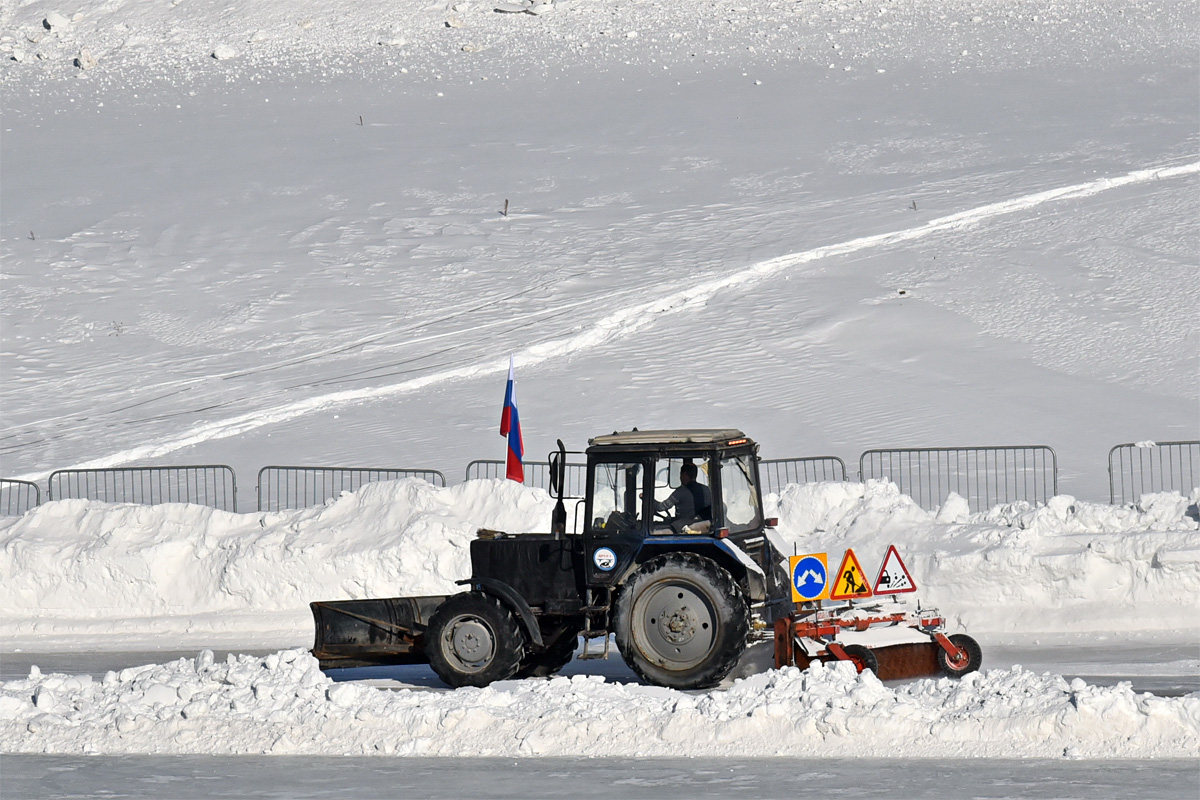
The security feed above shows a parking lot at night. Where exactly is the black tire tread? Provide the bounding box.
[614,552,749,690]
[936,633,983,677]
[840,643,879,675]
[425,592,525,689]
[516,627,580,679]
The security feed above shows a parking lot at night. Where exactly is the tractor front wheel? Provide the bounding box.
[614,552,749,690]
[426,592,525,688]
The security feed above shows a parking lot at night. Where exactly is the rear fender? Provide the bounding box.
[456,577,545,650]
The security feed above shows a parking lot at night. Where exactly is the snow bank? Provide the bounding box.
[2,478,1197,650]
[0,479,553,649]
[2,648,1196,758]
[768,481,1200,638]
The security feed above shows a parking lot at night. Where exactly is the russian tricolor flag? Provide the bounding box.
[499,355,524,483]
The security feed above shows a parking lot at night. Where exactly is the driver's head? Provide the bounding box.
[679,462,698,484]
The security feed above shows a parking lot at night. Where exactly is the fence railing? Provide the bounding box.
[47,466,238,511]
[760,457,847,495]
[256,466,447,512]
[1108,441,1200,505]
[0,478,41,516]
[13,439,1195,515]
[858,446,1058,513]
[465,459,588,497]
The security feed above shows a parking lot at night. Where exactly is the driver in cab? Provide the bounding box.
[655,462,712,533]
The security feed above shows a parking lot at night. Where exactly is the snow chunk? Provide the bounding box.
[211,44,238,60]
[43,12,71,31]
[73,48,96,70]
[935,492,970,523]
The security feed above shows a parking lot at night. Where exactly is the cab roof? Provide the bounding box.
[587,428,750,449]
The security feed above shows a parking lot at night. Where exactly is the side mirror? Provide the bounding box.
[550,439,567,537]
[548,439,567,497]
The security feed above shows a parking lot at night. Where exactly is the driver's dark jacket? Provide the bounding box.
[655,482,712,525]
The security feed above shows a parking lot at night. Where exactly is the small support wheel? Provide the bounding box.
[936,633,982,678]
[840,644,879,676]
[426,592,525,688]
[516,626,580,678]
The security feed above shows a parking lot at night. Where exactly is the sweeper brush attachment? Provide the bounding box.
[773,605,982,681]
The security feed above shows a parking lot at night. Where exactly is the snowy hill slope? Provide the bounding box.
[2,0,1197,503]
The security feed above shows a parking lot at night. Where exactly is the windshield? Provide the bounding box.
[720,454,762,533]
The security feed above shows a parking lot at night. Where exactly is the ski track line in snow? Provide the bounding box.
[26,161,1199,478]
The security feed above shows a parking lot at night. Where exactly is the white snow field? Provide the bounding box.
[1,0,1199,790]
[2,0,1197,501]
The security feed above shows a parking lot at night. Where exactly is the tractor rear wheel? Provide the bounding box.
[614,552,749,690]
[426,592,525,688]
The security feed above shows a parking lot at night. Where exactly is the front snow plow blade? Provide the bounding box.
[310,595,447,669]
[773,608,982,681]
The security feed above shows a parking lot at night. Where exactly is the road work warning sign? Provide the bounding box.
[829,548,873,600]
[873,544,917,595]
[789,553,829,602]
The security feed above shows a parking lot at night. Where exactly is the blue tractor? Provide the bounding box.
[311,429,790,689]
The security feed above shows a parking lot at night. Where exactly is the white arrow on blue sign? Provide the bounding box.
[791,554,829,602]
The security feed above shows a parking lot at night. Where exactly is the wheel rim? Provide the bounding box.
[631,579,718,670]
[441,614,496,673]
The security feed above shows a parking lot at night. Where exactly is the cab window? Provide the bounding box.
[653,457,711,502]
[720,454,762,533]
[590,462,645,533]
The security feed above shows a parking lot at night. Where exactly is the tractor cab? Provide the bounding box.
[573,429,772,592]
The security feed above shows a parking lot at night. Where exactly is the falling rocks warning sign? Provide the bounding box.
[873,544,918,595]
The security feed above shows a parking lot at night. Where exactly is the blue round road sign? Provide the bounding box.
[792,555,828,601]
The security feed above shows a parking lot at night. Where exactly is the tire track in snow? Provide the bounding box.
[30,161,1199,476]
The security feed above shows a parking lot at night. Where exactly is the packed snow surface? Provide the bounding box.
[2,479,1197,648]
[4,647,1198,758]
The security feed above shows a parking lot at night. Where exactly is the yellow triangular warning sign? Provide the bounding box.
[829,548,873,600]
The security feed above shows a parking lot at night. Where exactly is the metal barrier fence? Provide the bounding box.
[15,441,1197,515]
[759,457,848,495]
[256,466,447,512]
[1108,441,1200,505]
[858,446,1058,513]
[48,466,238,511]
[0,478,41,516]
[465,460,588,497]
